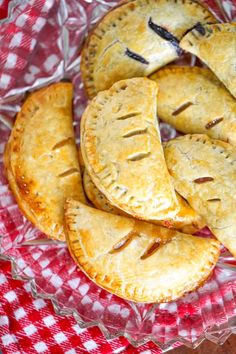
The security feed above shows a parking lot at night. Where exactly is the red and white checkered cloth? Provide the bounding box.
[0,259,172,353]
[0,0,63,99]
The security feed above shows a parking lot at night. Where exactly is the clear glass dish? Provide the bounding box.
[0,0,236,351]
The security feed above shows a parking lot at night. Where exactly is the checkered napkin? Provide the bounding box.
[0,260,171,354]
[0,0,59,97]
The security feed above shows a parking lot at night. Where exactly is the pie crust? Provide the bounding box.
[81,0,216,98]
[180,23,236,99]
[83,168,205,233]
[81,78,179,221]
[150,66,236,146]
[164,134,236,258]
[65,199,220,303]
[4,83,86,241]
[83,169,126,215]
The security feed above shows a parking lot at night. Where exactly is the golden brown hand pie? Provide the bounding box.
[83,168,205,233]
[4,83,86,241]
[81,0,216,98]
[4,141,38,226]
[150,66,236,146]
[164,134,236,258]
[162,193,205,234]
[65,199,220,303]
[83,169,126,215]
[180,23,236,99]
[81,77,179,221]
[78,145,85,175]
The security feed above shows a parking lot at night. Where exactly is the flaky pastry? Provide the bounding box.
[65,199,220,303]
[81,0,216,98]
[81,78,179,221]
[180,23,236,99]
[164,134,236,258]
[83,169,125,215]
[150,66,236,146]
[4,83,86,241]
[83,168,205,233]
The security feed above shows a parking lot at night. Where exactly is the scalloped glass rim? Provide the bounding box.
[1,0,236,351]
[0,0,25,25]
[2,248,236,350]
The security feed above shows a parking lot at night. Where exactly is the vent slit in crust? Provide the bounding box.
[127,152,151,162]
[117,112,141,120]
[205,117,224,130]
[172,101,193,116]
[110,232,137,253]
[123,128,148,138]
[140,241,160,260]
[207,198,221,202]
[194,177,214,184]
[148,17,181,55]
[58,168,79,178]
[125,48,149,65]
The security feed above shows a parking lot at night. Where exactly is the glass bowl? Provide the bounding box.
[0,0,236,351]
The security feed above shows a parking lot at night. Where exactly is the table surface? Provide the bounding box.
[171,336,236,354]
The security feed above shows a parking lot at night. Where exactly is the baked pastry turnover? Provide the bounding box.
[81,78,179,221]
[83,169,125,215]
[83,168,205,233]
[150,66,236,146]
[78,146,85,175]
[180,23,236,99]
[81,0,216,98]
[164,134,236,258]
[65,199,220,303]
[4,83,86,241]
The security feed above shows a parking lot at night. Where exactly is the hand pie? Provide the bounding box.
[81,0,216,98]
[83,169,126,215]
[4,83,86,241]
[65,199,220,303]
[81,78,179,221]
[83,168,205,233]
[4,141,38,226]
[162,193,205,234]
[164,134,236,258]
[150,66,236,146]
[78,145,85,175]
[180,23,236,99]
